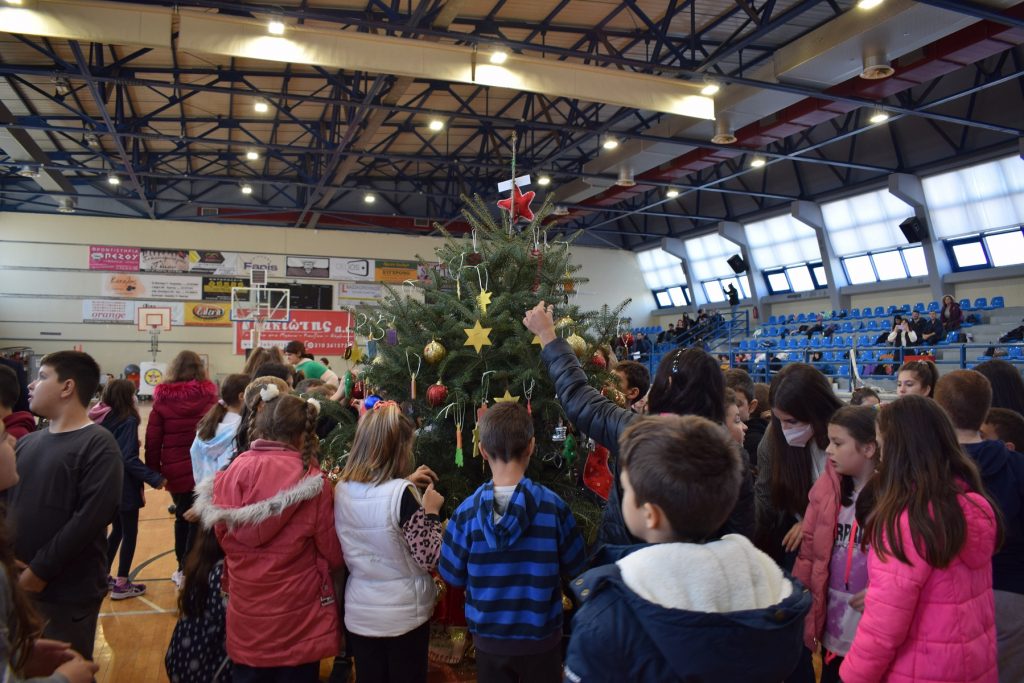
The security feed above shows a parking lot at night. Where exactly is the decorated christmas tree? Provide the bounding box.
[319,172,631,545]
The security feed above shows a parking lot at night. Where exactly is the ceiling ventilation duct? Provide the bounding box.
[616,167,636,188]
[56,197,76,214]
[711,117,738,145]
[860,52,895,79]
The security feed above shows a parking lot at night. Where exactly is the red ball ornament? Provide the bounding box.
[351,381,365,400]
[426,380,449,407]
[590,351,607,369]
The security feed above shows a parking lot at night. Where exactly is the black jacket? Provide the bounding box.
[964,440,1024,594]
[744,416,769,471]
[541,339,754,547]
[101,416,164,511]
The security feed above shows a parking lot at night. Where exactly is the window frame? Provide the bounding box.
[841,246,928,284]
[763,261,827,294]
[652,285,692,309]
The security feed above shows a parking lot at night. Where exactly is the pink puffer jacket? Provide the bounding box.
[839,490,998,683]
[792,460,841,650]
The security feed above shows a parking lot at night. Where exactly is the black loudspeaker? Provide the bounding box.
[899,216,927,243]
[727,254,748,274]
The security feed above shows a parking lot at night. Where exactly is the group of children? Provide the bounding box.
[0,304,1022,682]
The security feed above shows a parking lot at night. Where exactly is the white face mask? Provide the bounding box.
[782,422,815,447]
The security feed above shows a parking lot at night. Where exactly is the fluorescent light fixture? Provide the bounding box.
[700,81,720,96]
[602,135,619,150]
[537,175,551,186]
[666,188,680,198]
[364,193,376,204]
[869,110,890,124]
[240,184,253,195]
[489,49,508,65]
[254,100,269,113]
[267,20,285,35]
[857,0,884,8]
[246,150,260,160]
[750,156,766,168]
[107,174,120,186]
[428,119,444,132]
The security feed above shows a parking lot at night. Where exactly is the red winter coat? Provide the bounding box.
[840,490,998,683]
[144,380,218,493]
[194,440,344,668]
[793,460,842,650]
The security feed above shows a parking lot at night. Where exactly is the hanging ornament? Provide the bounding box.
[589,351,607,369]
[562,432,578,466]
[439,402,466,468]
[493,389,520,404]
[552,419,567,442]
[372,354,384,366]
[342,370,355,398]
[363,394,382,410]
[583,440,612,501]
[602,385,628,408]
[523,379,535,416]
[351,380,365,400]
[406,350,422,401]
[463,320,493,353]
[496,183,536,223]
[562,269,575,294]
[467,252,483,266]
[424,340,447,365]
[530,247,543,293]
[566,333,587,357]
[477,289,492,314]
[385,327,399,346]
[556,316,574,329]
[366,339,378,360]
[427,380,449,407]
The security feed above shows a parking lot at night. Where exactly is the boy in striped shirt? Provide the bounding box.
[439,403,585,682]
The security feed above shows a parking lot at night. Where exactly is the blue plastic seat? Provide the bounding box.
[841,322,853,333]
[927,300,940,312]
[768,315,778,325]
[943,330,960,344]
[797,338,810,349]
[974,297,988,310]
[838,365,850,377]
[886,305,898,316]
[900,304,911,314]
[960,298,972,311]
[1009,346,1023,360]
[811,337,823,349]
[867,320,880,332]
[850,308,861,319]
[796,313,807,324]
[991,296,1005,309]
[873,306,884,318]
[860,349,877,362]
[913,302,925,313]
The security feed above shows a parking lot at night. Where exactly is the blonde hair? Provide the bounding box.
[340,402,415,485]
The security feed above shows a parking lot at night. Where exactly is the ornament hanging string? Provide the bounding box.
[405,350,422,400]
[523,378,535,415]
[509,130,518,232]
[438,401,467,467]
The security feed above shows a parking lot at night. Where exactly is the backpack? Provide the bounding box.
[999,326,1024,344]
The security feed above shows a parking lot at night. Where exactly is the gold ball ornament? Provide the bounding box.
[372,354,384,366]
[424,340,447,365]
[566,333,587,357]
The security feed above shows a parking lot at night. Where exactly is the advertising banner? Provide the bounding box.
[88,245,140,271]
[329,257,375,281]
[375,259,418,283]
[202,276,248,301]
[82,299,136,323]
[189,250,238,274]
[237,253,286,276]
[286,256,330,279]
[184,300,232,326]
[140,249,190,272]
[234,309,353,354]
[101,273,203,300]
[337,281,384,305]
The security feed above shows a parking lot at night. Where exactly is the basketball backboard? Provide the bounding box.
[230,287,291,323]
[135,306,172,332]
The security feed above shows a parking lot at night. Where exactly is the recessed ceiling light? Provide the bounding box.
[246,150,260,161]
[538,175,551,186]
[254,100,269,113]
[700,81,720,96]
[241,184,253,195]
[666,188,679,198]
[750,156,766,168]
[268,20,285,35]
[428,119,444,132]
[489,50,508,65]
[869,110,890,124]
[364,193,376,204]
[857,0,884,9]
[107,174,120,186]
[602,135,619,151]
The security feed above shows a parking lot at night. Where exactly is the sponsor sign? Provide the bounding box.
[337,281,384,304]
[329,257,375,281]
[375,259,418,284]
[185,301,231,326]
[286,256,330,279]
[202,276,248,301]
[238,253,285,276]
[88,245,140,271]
[189,250,237,274]
[101,273,203,300]
[139,362,167,397]
[140,249,190,272]
[82,299,135,323]
[234,309,353,354]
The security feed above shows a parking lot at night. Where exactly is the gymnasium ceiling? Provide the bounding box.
[0,0,1022,249]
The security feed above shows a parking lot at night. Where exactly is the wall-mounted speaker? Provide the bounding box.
[726,254,747,274]
[899,216,927,244]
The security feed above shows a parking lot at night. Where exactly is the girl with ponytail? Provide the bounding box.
[190,373,249,485]
[193,382,344,681]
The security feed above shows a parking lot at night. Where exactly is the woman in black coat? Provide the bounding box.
[524,301,754,547]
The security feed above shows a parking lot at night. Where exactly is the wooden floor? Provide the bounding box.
[93,404,477,682]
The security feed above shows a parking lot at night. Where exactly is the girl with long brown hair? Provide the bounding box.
[189,373,249,485]
[840,395,1002,683]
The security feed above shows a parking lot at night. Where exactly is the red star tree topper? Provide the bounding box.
[496,183,535,223]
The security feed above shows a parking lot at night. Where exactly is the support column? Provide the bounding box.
[889,173,949,301]
[660,238,698,307]
[791,200,846,311]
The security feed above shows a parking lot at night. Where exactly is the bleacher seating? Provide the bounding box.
[927,300,940,312]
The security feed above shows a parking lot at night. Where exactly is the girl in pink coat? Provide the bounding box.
[793,405,879,682]
[194,384,343,682]
[841,395,1003,683]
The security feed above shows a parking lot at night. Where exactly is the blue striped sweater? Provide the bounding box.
[439,477,586,654]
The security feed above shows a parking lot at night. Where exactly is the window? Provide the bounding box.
[922,156,1024,239]
[745,214,821,269]
[652,285,691,309]
[822,188,916,256]
[812,264,827,286]
[951,240,988,268]
[872,250,906,281]
[786,265,815,292]
[702,276,750,303]
[766,271,790,292]
[685,233,744,282]
[668,286,688,307]
[841,246,931,284]
[986,229,1024,267]
[763,261,827,294]
[636,248,687,289]
[844,255,876,285]
[656,291,672,307]
[903,246,928,277]
[944,227,1024,271]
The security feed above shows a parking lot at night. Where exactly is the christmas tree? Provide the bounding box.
[319,186,631,545]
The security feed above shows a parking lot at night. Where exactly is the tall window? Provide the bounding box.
[922,156,1024,239]
[945,227,1024,271]
[841,246,929,284]
[636,248,691,309]
[763,262,827,294]
[822,188,916,256]
[746,213,821,269]
[685,233,750,302]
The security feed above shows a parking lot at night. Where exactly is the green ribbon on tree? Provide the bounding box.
[562,433,577,466]
[342,370,354,398]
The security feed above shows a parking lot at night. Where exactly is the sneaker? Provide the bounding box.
[171,569,184,590]
[107,576,115,592]
[110,581,147,600]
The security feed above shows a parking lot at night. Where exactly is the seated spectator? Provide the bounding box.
[886,316,918,351]
[983,408,1024,453]
[0,365,35,441]
[657,324,675,345]
[919,310,944,345]
[940,295,963,332]
[634,332,652,361]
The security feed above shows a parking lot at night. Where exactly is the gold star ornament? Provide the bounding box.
[477,289,492,314]
[493,389,521,404]
[463,320,493,353]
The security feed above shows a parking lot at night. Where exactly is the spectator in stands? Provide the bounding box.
[896,360,938,398]
[657,323,674,345]
[242,346,285,378]
[975,359,1024,416]
[634,332,652,361]
[935,370,1024,681]
[908,310,926,337]
[613,360,650,413]
[940,295,963,332]
[0,365,34,441]
[919,310,944,345]
[886,315,918,351]
[983,408,1024,453]
[724,283,740,307]
[849,387,880,407]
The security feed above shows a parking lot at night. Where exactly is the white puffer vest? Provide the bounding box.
[334,478,436,637]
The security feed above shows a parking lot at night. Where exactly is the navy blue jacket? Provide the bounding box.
[102,417,164,510]
[564,544,811,683]
[964,440,1024,594]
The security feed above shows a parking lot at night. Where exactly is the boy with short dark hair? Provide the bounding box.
[439,403,585,682]
[612,360,650,412]
[564,414,810,683]
[725,368,766,461]
[983,407,1024,453]
[8,351,123,660]
[0,364,35,440]
[935,370,1024,681]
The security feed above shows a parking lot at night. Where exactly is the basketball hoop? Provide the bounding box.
[135,307,172,362]
[231,284,290,350]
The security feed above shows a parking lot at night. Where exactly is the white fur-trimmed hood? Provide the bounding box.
[193,465,324,533]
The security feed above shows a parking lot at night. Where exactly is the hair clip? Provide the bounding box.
[306,398,321,415]
[217,398,227,407]
[259,384,281,402]
[373,399,398,411]
[671,349,683,374]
